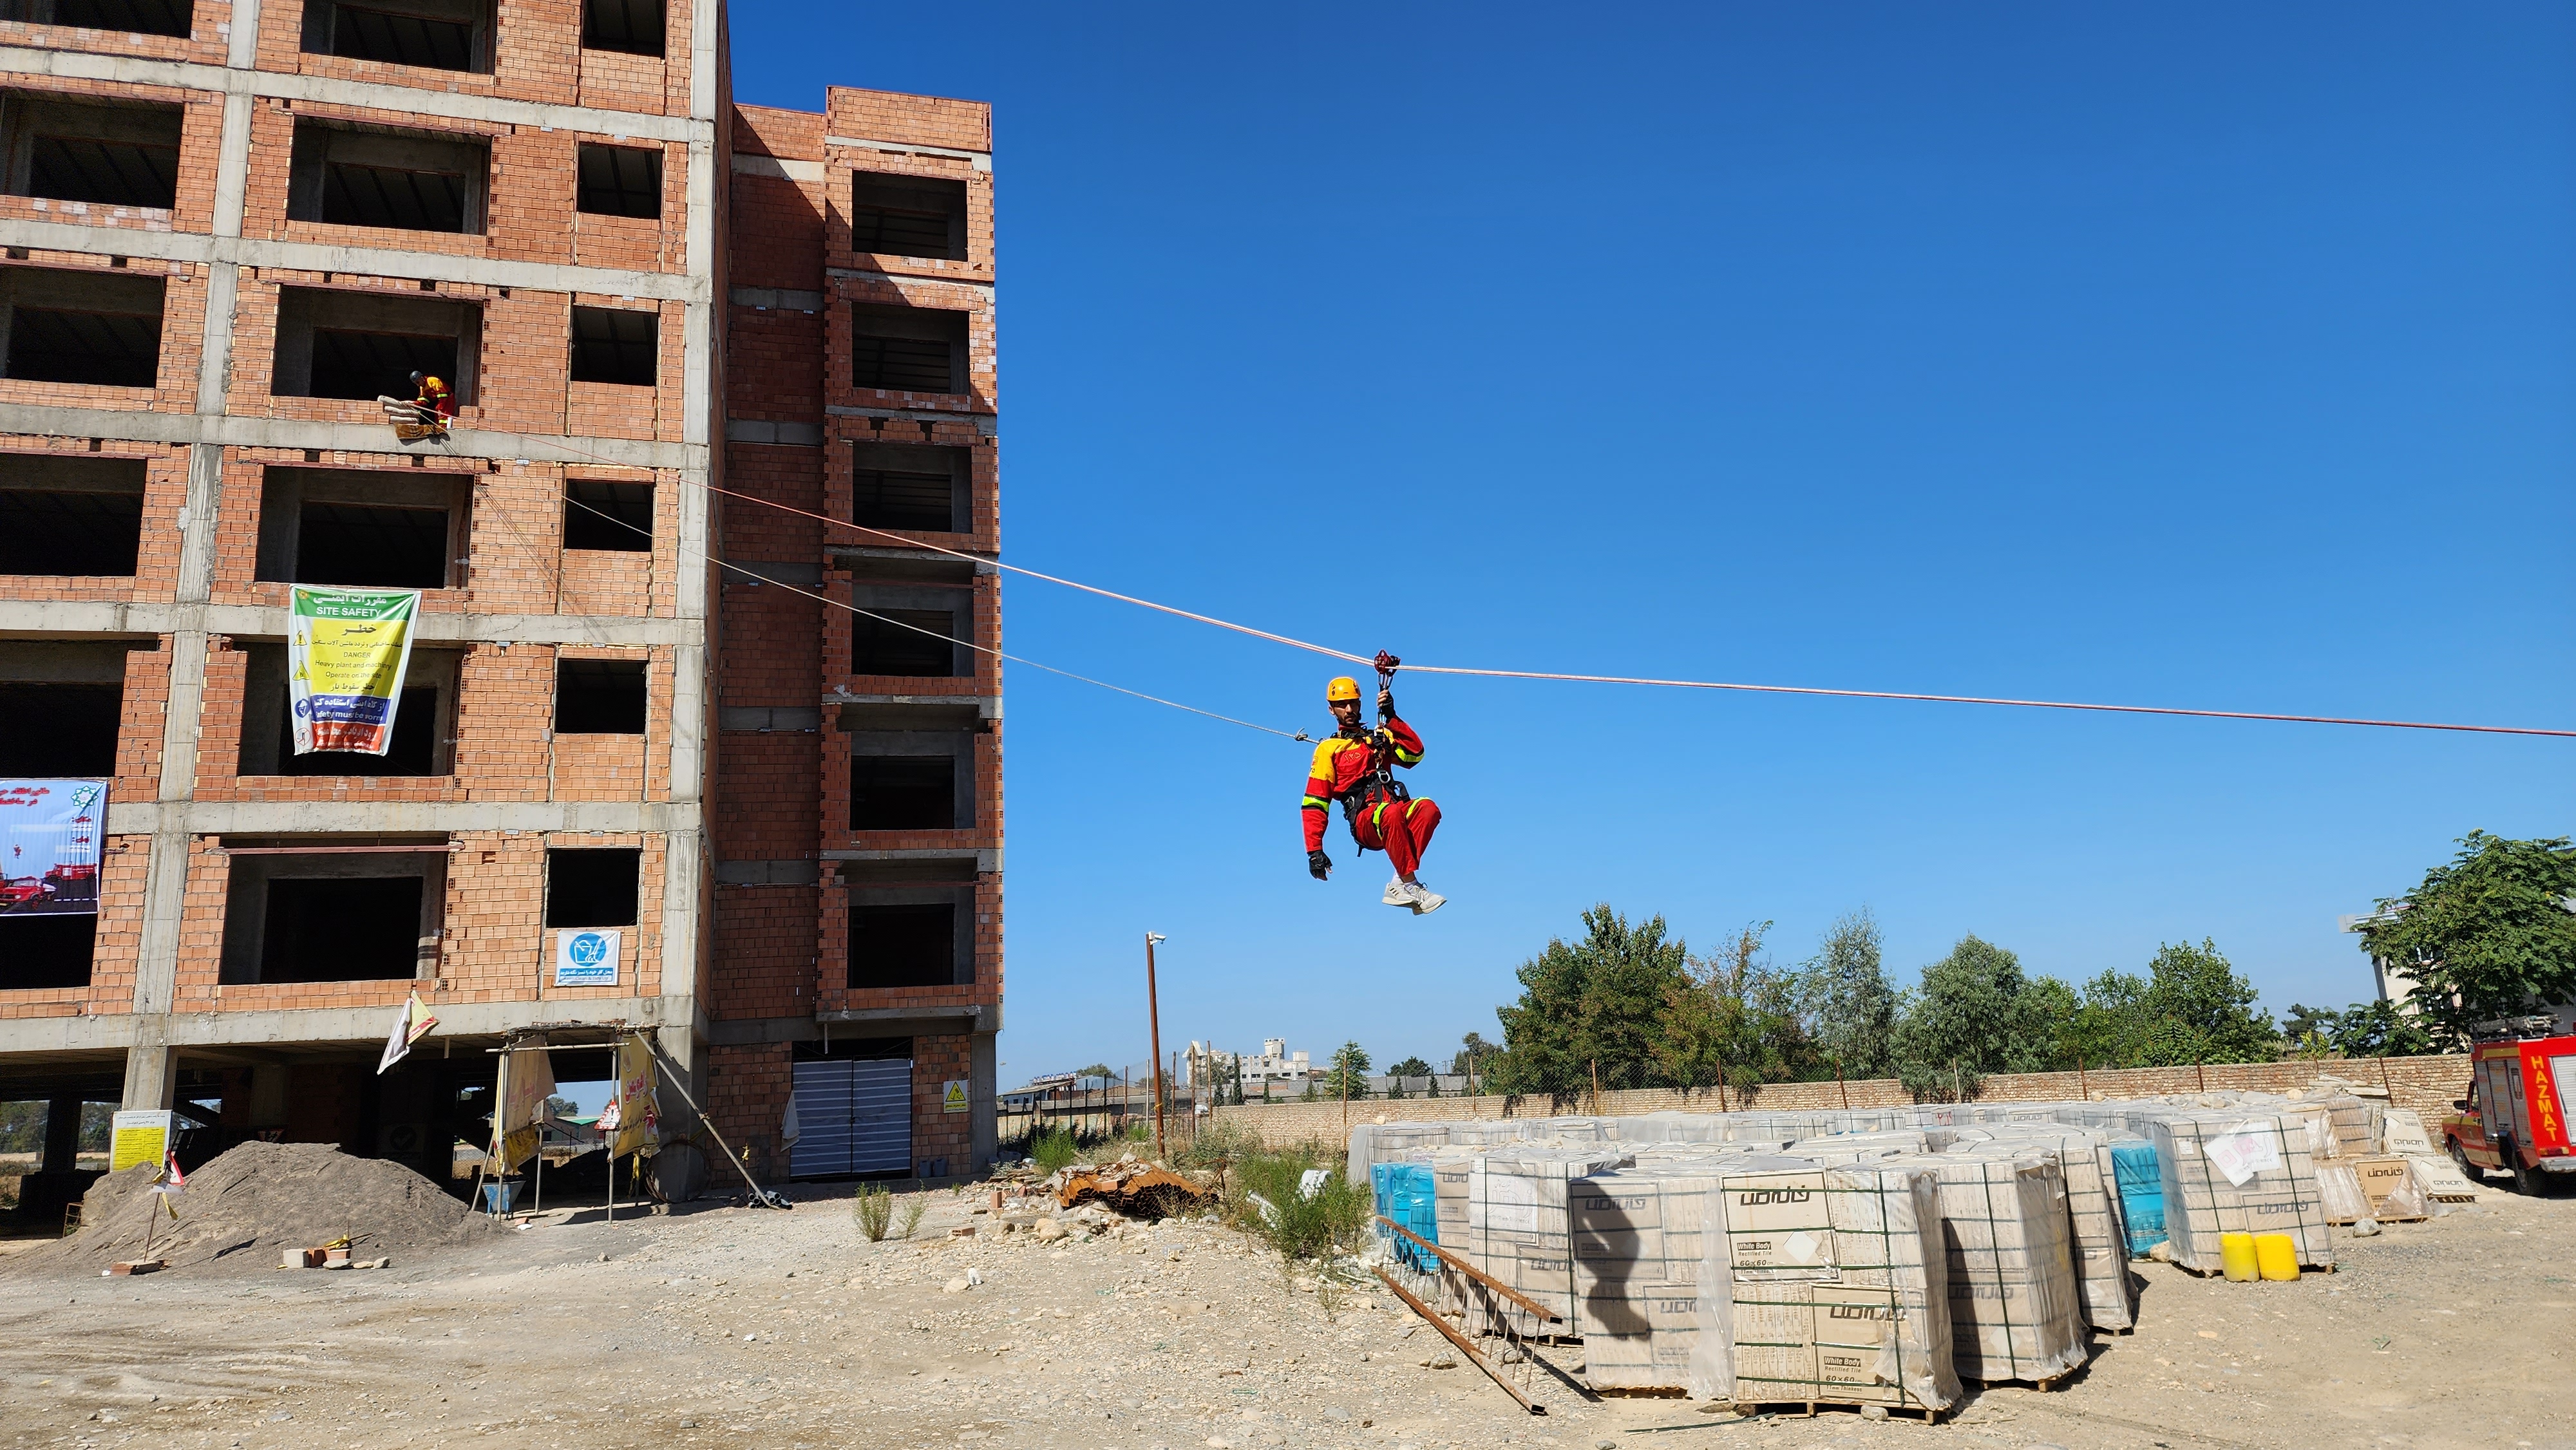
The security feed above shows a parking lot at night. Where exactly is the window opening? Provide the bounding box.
[1,95,185,208]
[306,0,491,73]
[849,443,964,533]
[555,657,645,734]
[562,479,652,551]
[847,173,967,261]
[0,682,120,775]
[294,500,449,587]
[575,144,660,219]
[545,847,639,927]
[258,876,424,983]
[0,916,93,990]
[306,328,458,402]
[848,903,954,989]
[1,269,166,388]
[848,303,964,393]
[851,755,954,831]
[0,455,145,576]
[0,0,191,38]
[580,0,661,55]
[568,306,656,386]
[274,686,437,775]
[850,608,957,677]
[322,159,467,232]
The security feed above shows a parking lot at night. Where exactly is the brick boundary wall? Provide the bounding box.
[1204,1054,2474,1150]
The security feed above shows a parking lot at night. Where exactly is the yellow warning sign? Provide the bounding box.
[109,1109,173,1172]
[942,1080,969,1114]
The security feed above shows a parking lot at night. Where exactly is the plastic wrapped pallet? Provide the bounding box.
[1371,1162,1441,1270]
[2146,1113,2335,1274]
[1465,1144,1636,1327]
[2381,1109,2434,1155]
[1687,1157,1960,1411]
[2108,1140,2164,1256]
[1618,1112,1731,1144]
[1570,1158,1736,1389]
[1895,1147,2088,1385]
[2404,1153,2478,1201]
[1790,1130,1932,1164]
[2316,1162,2369,1224]
[1969,1125,2136,1332]
[1347,1121,1453,1185]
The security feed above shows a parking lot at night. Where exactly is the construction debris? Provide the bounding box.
[1050,1155,1217,1219]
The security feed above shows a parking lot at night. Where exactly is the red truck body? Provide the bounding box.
[2442,1031,2576,1193]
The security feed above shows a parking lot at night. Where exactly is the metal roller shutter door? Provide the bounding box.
[851,1057,913,1175]
[790,1060,856,1178]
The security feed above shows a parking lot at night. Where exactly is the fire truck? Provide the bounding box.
[2442,1017,2576,1195]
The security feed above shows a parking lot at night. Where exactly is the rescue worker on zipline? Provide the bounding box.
[1303,652,1444,913]
[409,370,455,430]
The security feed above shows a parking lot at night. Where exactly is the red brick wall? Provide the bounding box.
[1209,1055,2483,1148]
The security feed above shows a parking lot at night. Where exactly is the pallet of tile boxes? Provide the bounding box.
[1461,1144,1636,1333]
[1889,1145,2091,1386]
[1939,1125,2137,1332]
[2144,1112,2336,1274]
[1685,1156,1962,1417]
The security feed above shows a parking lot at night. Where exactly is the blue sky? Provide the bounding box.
[732,3,2576,1083]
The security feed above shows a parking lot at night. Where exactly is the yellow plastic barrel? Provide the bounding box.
[2220,1231,2259,1281]
[2253,1232,2300,1282]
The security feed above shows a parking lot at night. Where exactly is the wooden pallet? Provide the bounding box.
[1724,1398,1944,1424]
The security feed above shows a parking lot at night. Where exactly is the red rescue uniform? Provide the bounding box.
[1301,717,1441,878]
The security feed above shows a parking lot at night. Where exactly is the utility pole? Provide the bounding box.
[1145,932,1168,1162]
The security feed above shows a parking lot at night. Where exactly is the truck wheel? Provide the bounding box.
[2503,1139,2537,1196]
[2450,1139,2481,1184]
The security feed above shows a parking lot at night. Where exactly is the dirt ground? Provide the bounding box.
[0,1173,2570,1450]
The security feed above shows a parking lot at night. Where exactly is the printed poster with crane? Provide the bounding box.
[289,587,421,755]
[0,778,105,916]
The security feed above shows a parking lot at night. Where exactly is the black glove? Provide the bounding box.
[1307,849,1332,881]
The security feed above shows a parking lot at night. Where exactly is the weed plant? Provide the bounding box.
[854,1184,893,1241]
[1227,1140,1370,1265]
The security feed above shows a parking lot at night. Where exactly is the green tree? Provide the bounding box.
[2133,939,2277,1064]
[1492,906,1692,1096]
[1075,1063,1114,1080]
[1323,1042,1371,1100]
[1386,1057,1433,1078]
[1891,935,2056,1100]
[2060,970,2146,1069]
[2325,999,2441,1057]
[1655,921,1814,1093]
[1796,909,1899,1078]
[2358,833,2576,1039]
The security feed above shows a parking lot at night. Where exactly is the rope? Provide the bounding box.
[489,429,2576,740]
[553,489,1311,742]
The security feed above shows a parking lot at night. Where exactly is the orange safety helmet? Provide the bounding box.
[1325,676,1362,704]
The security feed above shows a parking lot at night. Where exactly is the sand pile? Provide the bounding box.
[9,1140,500,1276]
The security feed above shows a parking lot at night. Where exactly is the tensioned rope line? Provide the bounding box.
[554,489,1312,741]
[507,431,2576,740]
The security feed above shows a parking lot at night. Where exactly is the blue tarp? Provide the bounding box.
[2111,1140,2166,1256]
[1370,1162,1440,1270]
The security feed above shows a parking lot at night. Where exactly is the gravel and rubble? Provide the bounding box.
[0,1171,2568,1450]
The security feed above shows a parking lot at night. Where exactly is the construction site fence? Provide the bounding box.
[1204,1053,2473,1150]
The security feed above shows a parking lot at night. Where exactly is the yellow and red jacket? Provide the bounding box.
[1302,716,1424,851]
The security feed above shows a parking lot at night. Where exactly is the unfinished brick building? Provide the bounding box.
[0,0,999,1213]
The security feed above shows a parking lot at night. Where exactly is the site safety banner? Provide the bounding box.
[0,778,106,916]
[289,587,421,756]
[603,1033,659,1159]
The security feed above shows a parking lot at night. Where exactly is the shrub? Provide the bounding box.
[1229,1142,1370,1265]
[896,1194,925,1239]
[854,1184,893,1241]
[1028,1126,1079,1174]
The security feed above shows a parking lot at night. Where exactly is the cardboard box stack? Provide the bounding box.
[2146,1113,2336,1274]
[1893,1147,2090,1384]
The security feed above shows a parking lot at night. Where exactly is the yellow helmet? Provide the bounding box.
[423,376,446,390]
[1325,676,1362,704]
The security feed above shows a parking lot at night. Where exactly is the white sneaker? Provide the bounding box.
[1382,876,1412,907]
[1405,880,1446,914]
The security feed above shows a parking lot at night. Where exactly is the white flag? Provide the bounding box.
[376,992,439,1075]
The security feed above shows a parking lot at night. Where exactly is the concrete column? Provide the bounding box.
[121,1041,176,1113]
[970,1029,997,1173]
[247,1062,289,1131]
[41,1095,82,1172]
[654,1024,702,1142]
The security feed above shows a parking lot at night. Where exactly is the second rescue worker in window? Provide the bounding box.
[409,370,455,426]
[1303,654,1445,913]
